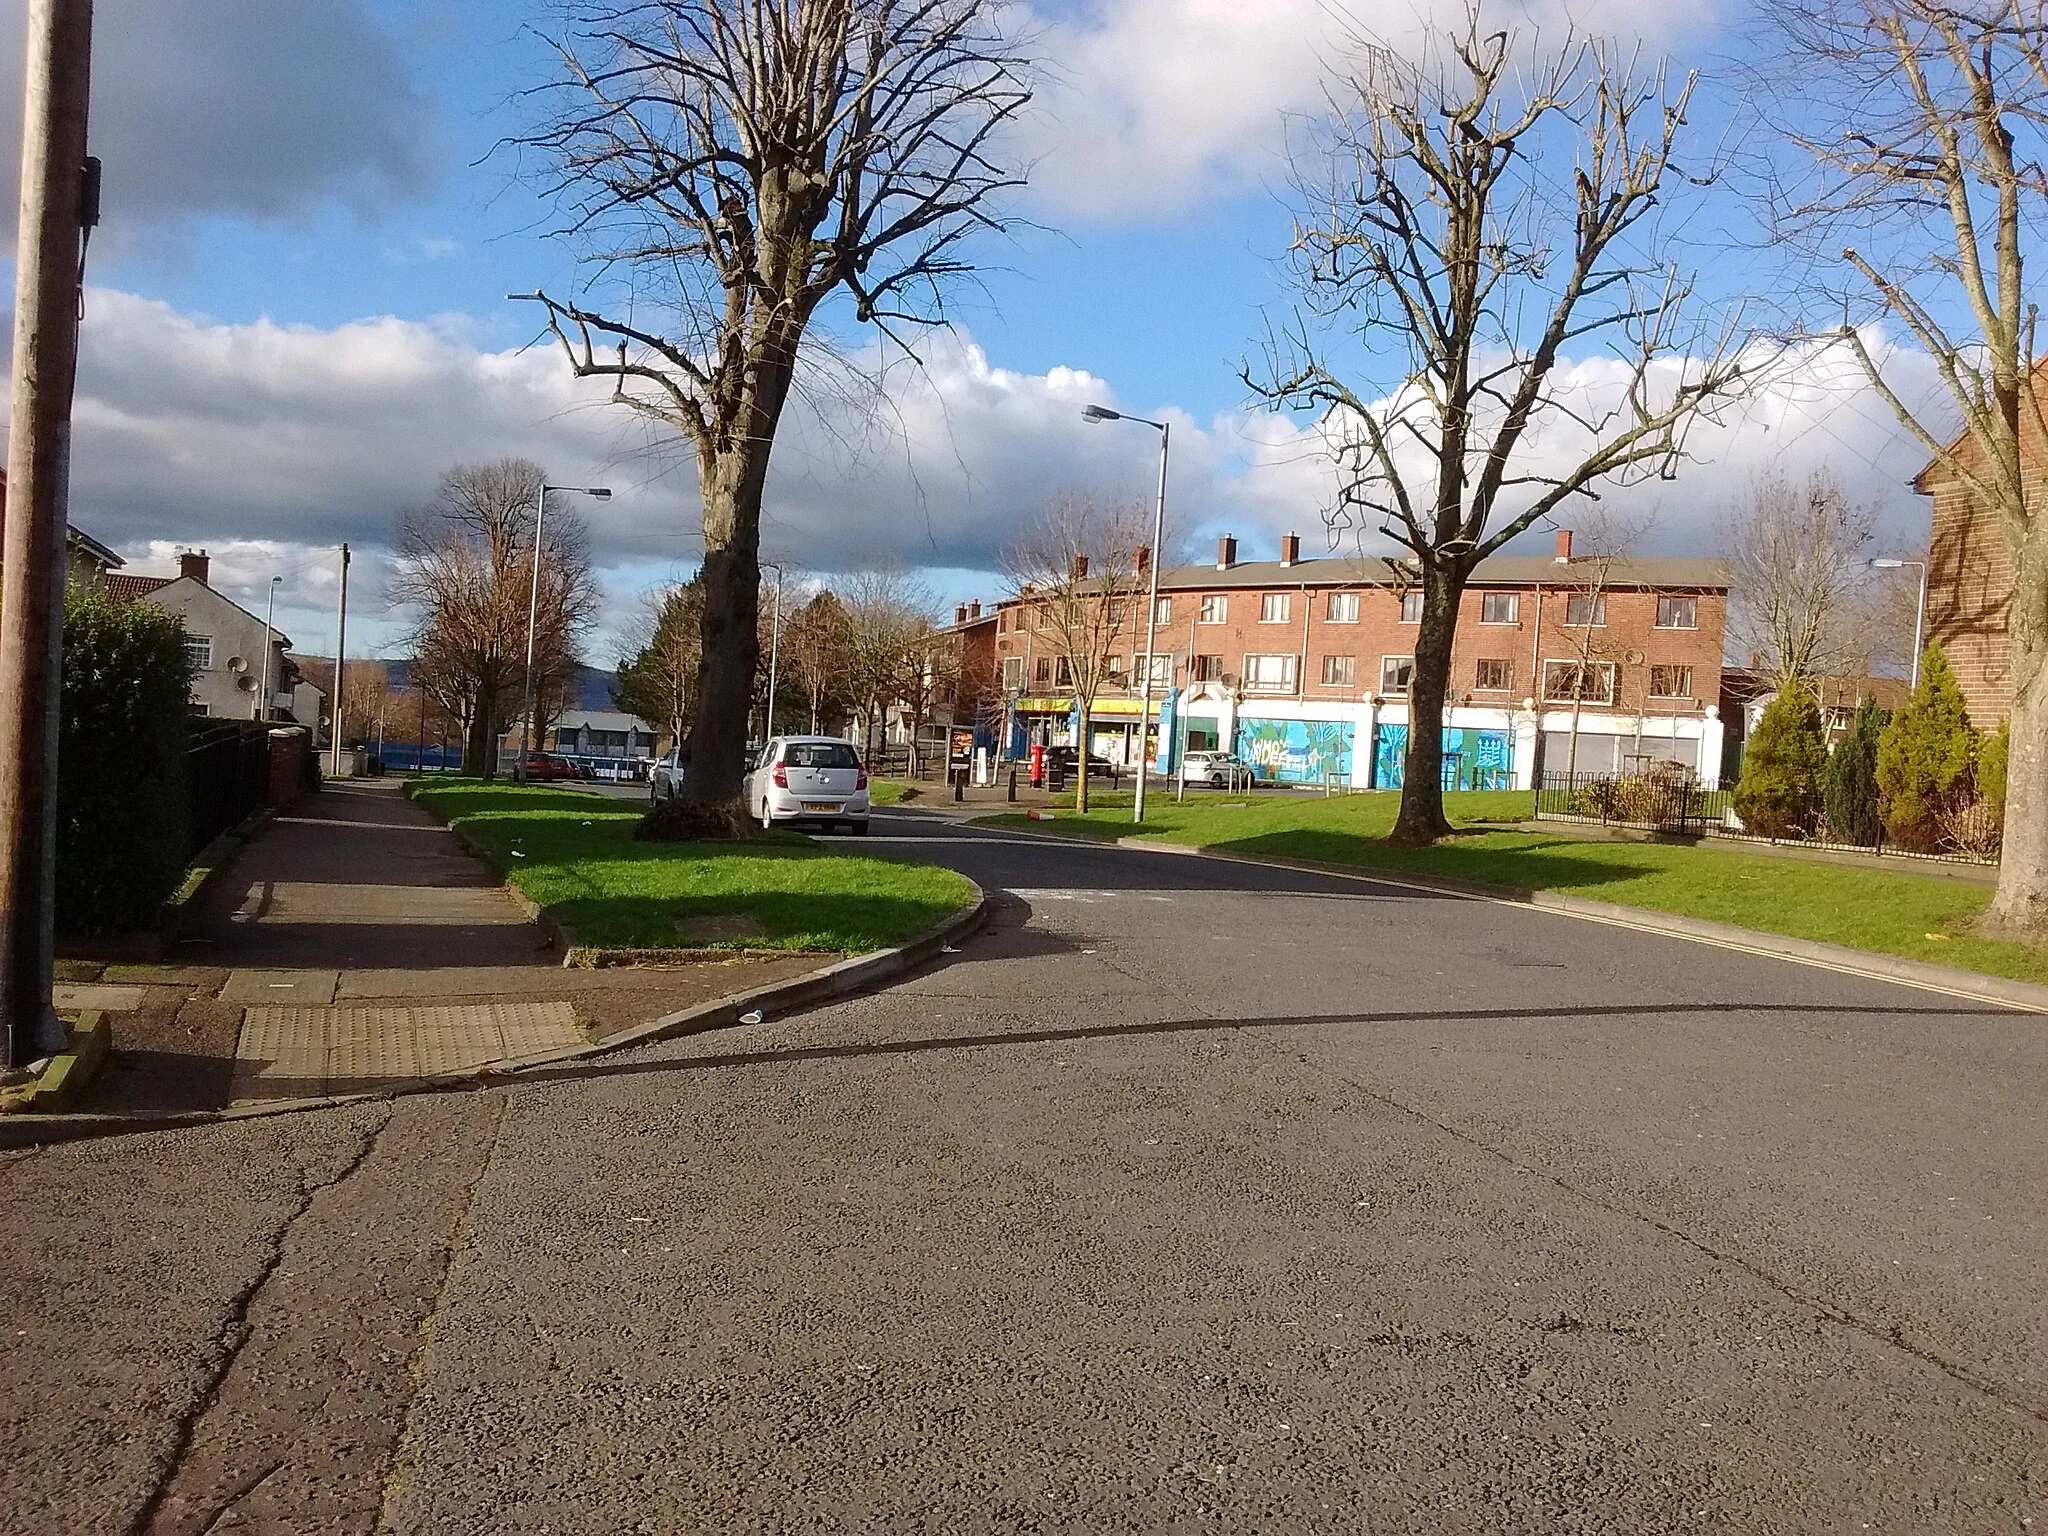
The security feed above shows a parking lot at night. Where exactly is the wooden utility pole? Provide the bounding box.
[0,0,93,1072]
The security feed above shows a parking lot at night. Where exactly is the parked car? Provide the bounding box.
[649,746,688,804]
[519,752,580,782]
[1042,745,1119,782]
[744,736,871,833]
[1180,750,1264,788]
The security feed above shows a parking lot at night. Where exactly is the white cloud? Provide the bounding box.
[43,289,1946,654]
[1015,0,1726,222]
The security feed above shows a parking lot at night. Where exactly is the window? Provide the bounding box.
[1564,592,1606,627]
[1153,596,1172,625]
[1259,592,1290,624]
[1243,653,1298,692]
[1106,655,1124,684]
[1649,664,1694,698]
[1542,659,1617,704]
[1320,654,1355,687]
[1400,590,1424,623]
[1002,656,1025,691]
[1480,592,1519,624]
[1199,594,1228,624]
[1474,658,1514,692]
[997,611,1007,633]
[1107,598,1128,625]
[786,741,861,769]
[1192,653,1225,681]
[1054,657,1073,687]
[1136,653,1172,687]
[184,634,214,671]
[1380,656,1414,696]
[1034,657,1051,685]
[1655,595,1698,629]
[1327,591,1359,623]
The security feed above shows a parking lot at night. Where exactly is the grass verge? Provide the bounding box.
[414,780,975,953]
[977,789,2048,985]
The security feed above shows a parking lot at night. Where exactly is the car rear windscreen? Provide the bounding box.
[786,742,860,769]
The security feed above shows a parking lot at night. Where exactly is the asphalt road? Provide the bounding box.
[4,805,2045,1533]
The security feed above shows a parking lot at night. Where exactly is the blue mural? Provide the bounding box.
[1235,716,1354,785]
[1371,725,1515,790]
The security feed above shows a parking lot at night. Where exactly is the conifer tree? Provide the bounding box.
[1734,687,1827,839]
[1875,643,1975,853]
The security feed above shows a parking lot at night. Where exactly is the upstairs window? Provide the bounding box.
[1655,595,1698,630]
[184,635,214,671]
[1192,653,1225,681]
[1543,659,1616,704]
[1199,594,1228,624]
[1399,591,1424,624]
[1243,654,1297,692]
[1564,593,1607,627]
[1649,665,1694,698]
[1260,592,1290,624]
[1480,592,1519,624]
[1473,658,1513,691]
[1380,655,1414,696]
[1153,596,1172,625]
[1321,654,1355,687]
[1327,591,1359,623]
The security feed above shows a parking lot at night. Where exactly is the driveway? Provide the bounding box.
[3,805,2043,1532]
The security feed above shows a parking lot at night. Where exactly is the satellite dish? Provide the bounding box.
[1624,648,1645,665]
[235,674,257,691]
[227,655,248,673]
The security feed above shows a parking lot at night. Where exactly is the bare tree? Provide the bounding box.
[1768,0,2048,934]
[841,568,933,766]
[1721,467,1878,692]
[517,0,1031,822]
[785,588,856,734]
[1001,494,1152,814]
[895,618,962,774]
[1249,5,1752,845]
[392,459,600,777]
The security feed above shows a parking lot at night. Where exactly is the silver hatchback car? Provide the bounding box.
[648,746,688,804]
[744,736,872,834]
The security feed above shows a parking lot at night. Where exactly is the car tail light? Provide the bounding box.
[772,762,788,788]
[856,767,868,789]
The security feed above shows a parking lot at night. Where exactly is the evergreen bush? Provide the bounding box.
[1978,718,2009,827]
[1821,697,1886,847]
[1875,643,1975,854]
[1733,686,1826,839]
[57,583,192,933]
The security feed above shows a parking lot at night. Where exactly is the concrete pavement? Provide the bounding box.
[4,804,2044,1531]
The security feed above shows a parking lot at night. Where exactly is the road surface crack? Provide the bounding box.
[124,1106,397,1536]
[373,1090,509,1528]
[1301,1051,2048,1426]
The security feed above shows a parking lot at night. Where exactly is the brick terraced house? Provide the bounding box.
[956,529,1731,790]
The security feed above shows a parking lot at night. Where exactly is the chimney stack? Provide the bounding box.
[1135,545,1150,576]
[180,549,210,585]
[1071,554,1089,580]
[955,603,969,625]
[1553,529,1573,564]
[1216,534,1237,570]
[1280,533,1300,567]
[968,599,981,620]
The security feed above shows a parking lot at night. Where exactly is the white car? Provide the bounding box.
[648,746,687,804]
[1180,750,1264,788]
[745,736,871,834]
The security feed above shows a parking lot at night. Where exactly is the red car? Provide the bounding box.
[519,752,579,782]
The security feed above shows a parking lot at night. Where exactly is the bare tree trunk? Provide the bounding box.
[1074,703,1092,814]
[1391,571,1461,844]
[467,693,497,780]
[1988,534,2048,930]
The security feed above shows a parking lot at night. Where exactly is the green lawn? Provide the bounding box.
[978,789,2048,985]
[868,779,920,805]
[413,781,975,953]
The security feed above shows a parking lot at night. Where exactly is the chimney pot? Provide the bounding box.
[1135,545,1150,576]
[1070,553,1089,581]
[968,599,981,620]
[955,603,969,625]
[1217,535,1237,570]
[180,549,210,585]
[1553,529,1573,564]
[1280,533,1300,567]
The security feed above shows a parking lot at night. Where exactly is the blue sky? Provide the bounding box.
[0,0,1955,659]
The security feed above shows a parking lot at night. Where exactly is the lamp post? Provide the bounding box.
[1082,403,1170,824]
[762,560,786,742]
[1869,557,1929,690]
[257,575,282,721]
[516,483,611,782]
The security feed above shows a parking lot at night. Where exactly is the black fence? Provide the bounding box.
[1534,770,1732,836]
[186,721,282,857]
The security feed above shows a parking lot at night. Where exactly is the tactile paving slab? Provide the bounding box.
[230,1000,581,1104]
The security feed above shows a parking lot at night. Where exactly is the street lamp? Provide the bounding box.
[256,574,282,722]
[1082,403,1170,824]
[516,483,612,781]
[1869,557,1929,689]
[762,560,786,741]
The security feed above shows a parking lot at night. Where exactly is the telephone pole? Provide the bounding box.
[328,544,349,778]
[0,0,95,1072]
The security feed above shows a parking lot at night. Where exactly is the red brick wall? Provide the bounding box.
[1925,479,2013,726]
[989,576,1725,717]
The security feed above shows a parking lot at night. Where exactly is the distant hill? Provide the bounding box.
[293,658,625,713]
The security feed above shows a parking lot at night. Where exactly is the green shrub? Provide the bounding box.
[1733,687,1826,838]
[1978,718,2009,827]
[1876,643,1975,853]
[1822,697,1886,847]
[57,584,192,933]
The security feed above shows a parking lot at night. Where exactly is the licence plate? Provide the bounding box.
[802,801,839,813]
